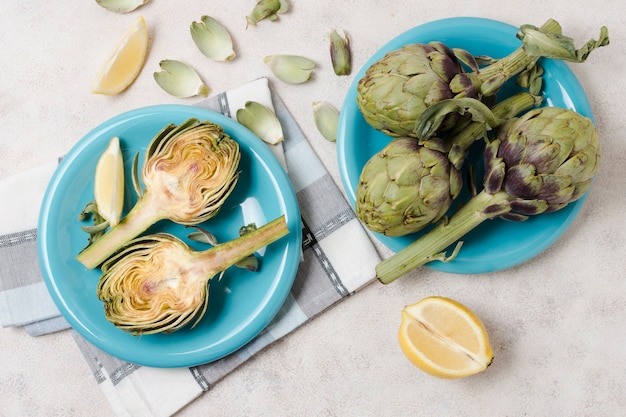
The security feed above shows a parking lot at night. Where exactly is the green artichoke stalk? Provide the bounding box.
[376,107,600,284]
[356,92,541,237]
[77,118,241,269]
[357,19,608,138]
[97,216,289,335]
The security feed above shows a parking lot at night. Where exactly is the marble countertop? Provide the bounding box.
[1,1,624,416]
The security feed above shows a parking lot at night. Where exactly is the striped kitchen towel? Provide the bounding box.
[0,78,381,417]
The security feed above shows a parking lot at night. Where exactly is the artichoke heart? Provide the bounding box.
[77,118,240,269]
[98,216,289,335]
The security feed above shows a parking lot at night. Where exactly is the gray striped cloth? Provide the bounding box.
[0,78,381,417]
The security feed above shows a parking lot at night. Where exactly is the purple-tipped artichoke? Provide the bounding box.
[97,216,289,335]
[376,107,600,284]
[77,118,241,269]
[357,19,608,138]
[355,92,540,237]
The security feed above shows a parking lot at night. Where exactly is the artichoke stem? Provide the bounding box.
[449,92,541,168]
[194,215,289,276]
[476,19,561,88]
[376,190,509,284]
[76,193,166,269]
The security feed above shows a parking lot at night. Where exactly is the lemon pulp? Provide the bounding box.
[92,15,148,95]
[94,136,125,227]
[398,296,493,378]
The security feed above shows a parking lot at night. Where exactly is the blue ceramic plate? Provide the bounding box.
[39,105,302,368]
[337,17,594,274]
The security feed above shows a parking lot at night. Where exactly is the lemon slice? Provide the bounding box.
[94,137,125,227]
[92,16,148,95]
[398,296,493,378]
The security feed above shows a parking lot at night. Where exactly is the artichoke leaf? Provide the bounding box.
[191,16,236,62]
[95,0,148,13]
[154,60,210,98]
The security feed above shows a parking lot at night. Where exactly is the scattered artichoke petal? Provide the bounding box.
[153,60,210,98]
[264,54,315,84]
[312,101,340,142]
[329,29,352,76]
[191,16,236,62]
[236,101,284,145]
[95,0,149,13]
[246,0,289,26]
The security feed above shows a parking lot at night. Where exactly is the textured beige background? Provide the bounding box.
[1,0,624,416]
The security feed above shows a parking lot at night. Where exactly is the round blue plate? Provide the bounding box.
[337,17,594,274]
[38,105,302,368]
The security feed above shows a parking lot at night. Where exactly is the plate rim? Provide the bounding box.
[336,17,593,274]
[38,104,302,367]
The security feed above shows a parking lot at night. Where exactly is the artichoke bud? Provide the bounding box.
[356,137,459,236]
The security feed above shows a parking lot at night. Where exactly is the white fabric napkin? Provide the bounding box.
[0,78,381,417]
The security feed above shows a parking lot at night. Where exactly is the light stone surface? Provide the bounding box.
[1,1,625,416]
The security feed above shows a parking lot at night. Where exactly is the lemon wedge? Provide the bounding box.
[92,16,148,95]
[398,296,493,378]
[94,137,125,227]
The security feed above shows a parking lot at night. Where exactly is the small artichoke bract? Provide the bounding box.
[264,54,316,84]
[77,118,241,269]
[329,29,352,76]
[190,16,235,62]
[96,0,148,13]
[236,101,284,145]
[97,216,289,335]
[356,92,540,237]
[312,101,340,142]
[246,0,289,26]
[376,107,600,284]
[357,19,608,138]
[154,60,210,98]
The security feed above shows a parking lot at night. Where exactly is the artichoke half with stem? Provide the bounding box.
[356,92,542,237]
[375,106,600,284]
[97,215,289,335]
[356,18,609,138]
[77,118,241,269]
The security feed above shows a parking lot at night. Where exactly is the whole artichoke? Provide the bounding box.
[77,118,241,269]
[376,107,600,284]
[357,19,608,138]
[356,136,462,236]
[356,92,540,237]
[357,42,468,137]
